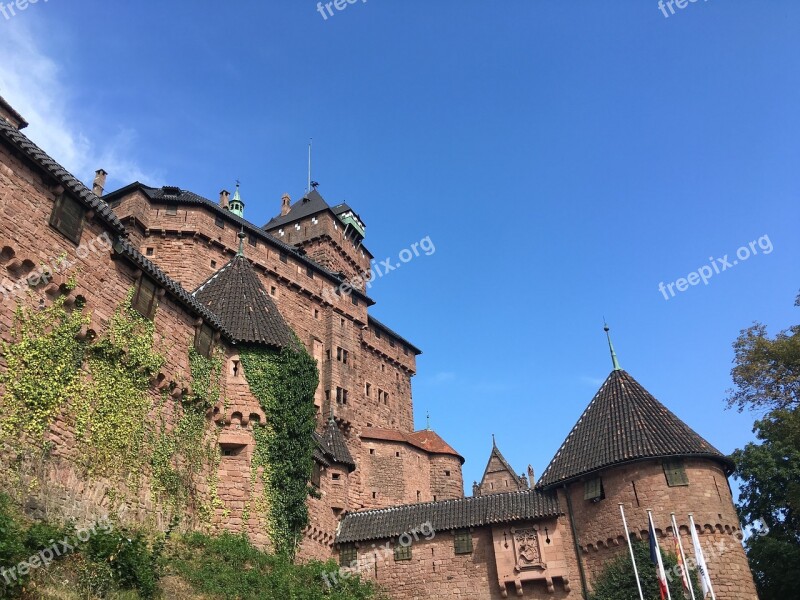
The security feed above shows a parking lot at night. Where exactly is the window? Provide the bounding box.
[403,346,409,356]
[306,266,314,278]
[445,470,451,477]
[336,387,348,405]
[454,530,473,555]
[417,491,421,502]
[375,329,382,339]
[365,383,371,397]
[369,448,375,455]
[351,296,358,306]
[194,323,215,358]
[336,347,342,361]
[165,205,177,216]
[270,286,276,296]
[146,247,154,256]
[248,234,258,247]
[336,347,348,364]
[332,473,341,481]
[395,451,400,458]
[49,194,85,244]
[314,309,319,319]
[664,460,689,487]
[279,252,288,264]
[584,477,604,501]
[215,215,224,228]
[325,390,330,402]
[132,276,159,320]
[394,543,412,561]
[311,463,321,488]
[211,260,217,268]
[339,544,357,567]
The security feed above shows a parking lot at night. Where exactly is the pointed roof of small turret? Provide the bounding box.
[192,238,294,348]
[320,416,356,471]
[478,436,527,493]
[538,368,733,488]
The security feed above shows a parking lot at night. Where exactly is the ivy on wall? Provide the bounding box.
[239,339,318,557]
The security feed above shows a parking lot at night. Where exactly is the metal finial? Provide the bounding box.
[492,433,496,448]
[604,320,621,371]
[237,227,246,256]
[426,412,431,430]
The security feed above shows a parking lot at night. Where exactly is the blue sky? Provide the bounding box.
[1,1,798,494]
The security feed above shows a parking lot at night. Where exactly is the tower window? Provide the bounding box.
[331,473,341,481]
[369,448,375,455]
[584,477,604,501]
[215,215,224,228]
[211,260,217,268]
[445,470,451,477]
[339,544,357,567]
[248,234,258,247]
[365,383,371,397]
[279,252,288,264]
[146,247,154,256]
[306,266,314,278]
[394,543,412,561]
[49,194,85,244]
[165,205,177,216]
[664,459,689,487]
[454,530,473,555]
[194,323,215,358]
[132,276,159,320]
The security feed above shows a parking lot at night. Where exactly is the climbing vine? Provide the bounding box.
[239,339,318,557]
[0,294,88,436]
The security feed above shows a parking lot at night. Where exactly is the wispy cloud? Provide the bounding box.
[580,375,604,387]
[0,22,160,189]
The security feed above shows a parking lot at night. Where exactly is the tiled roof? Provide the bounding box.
[321,418,356,471]
[0,117,232,340]
[336,488,561,544]
[361,427,464,464]
[538,370,733,488]
[263,189,331,229]
[103,183,375,307]
[192,254,294,348]
[312,433,332,467]
[0,96,29,129]
[0,117,125,236]
[368,316,422,356]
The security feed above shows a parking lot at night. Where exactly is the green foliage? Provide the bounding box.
[728,294,800,600]
[589,540,700,600]
[239,342,318,557]
[0,296,88,435]
[0,494,27,596]
[170,532,386,600]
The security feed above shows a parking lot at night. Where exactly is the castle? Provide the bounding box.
[0,96,758,599]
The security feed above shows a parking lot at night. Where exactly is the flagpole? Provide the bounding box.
[688,514,716,600]
[648,510,673,600]
[619,504,646,600]
[671,513,696,600]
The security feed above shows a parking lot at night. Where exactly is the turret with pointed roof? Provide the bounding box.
[477,436,529,496]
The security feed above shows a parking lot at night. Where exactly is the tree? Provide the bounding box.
[728,291,800,600]
[589,539,700,600]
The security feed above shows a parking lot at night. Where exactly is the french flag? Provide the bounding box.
[649,514,671,600]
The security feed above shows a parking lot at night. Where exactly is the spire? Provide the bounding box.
[426,411,431,430]
[229,181,245,218]
[604,322,621,371]
[237,228,246,256]
[492,433,496,448]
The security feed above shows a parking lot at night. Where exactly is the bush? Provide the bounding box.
[0,494,27,596]
[171,532,387,600]
[590,539,701,600]
[82,527,161,599]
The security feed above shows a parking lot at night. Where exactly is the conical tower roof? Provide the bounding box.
[320,417,356,471]
[538,369,732,488]
[192,253,294,348]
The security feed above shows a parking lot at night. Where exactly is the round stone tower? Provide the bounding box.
[539,360,758,600]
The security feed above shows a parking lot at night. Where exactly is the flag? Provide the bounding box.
[649,515,670,600]
[689,516,714,599]
[673,530,690,597]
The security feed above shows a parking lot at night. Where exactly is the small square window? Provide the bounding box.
[394,543,412,561]
[584,477,604,501]
[132,276,159,320]
[454,530,473,555]
[395,452,400,458]
[445,470,451,477]
[146,247,154,257]
[215,215,224,228]
[369,448,375,455]
[165,205,177,216]
[248,234,257,247]
[332,473,341,481]
[211,260,217,268]
[279,252,288,264]
[664,460,689,487]
[49,194,85,244]
[194,323,215,358]
[339,544,357,567]
[270,286,277,296]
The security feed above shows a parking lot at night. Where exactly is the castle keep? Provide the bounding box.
[0,97,758,599]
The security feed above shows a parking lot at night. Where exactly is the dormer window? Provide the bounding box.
[664,459,689,487]
[49,194,85,244]
[584,477,604,502]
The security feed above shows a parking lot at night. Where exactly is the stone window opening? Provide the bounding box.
[210,260,217,268]
[314,308,320,319]
[194,323,215,358]
[146,247,154,256]
[395,452,400,458]
[584,477,605,502]
[365,382,371,397]
[332,473,341,481]
[339,544,357,567]
[393,542,412,562]
[132,276,159,320]
[369,448,375,455]
[248,233,257,247]
[454,530,473,555]
[270,286,277,296]
[49,193,86,245]
[664,459,689,487]
[232,360,240,377]
[445,470,451,477]
[279,252,288,263]
[416,491,421,502]
[214,215,224,228]
[165,205,177,216]
[372,491,377,499]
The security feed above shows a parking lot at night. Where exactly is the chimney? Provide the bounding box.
[219,189,230,209]
[92,169,108,197]
[281,193,291,216]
